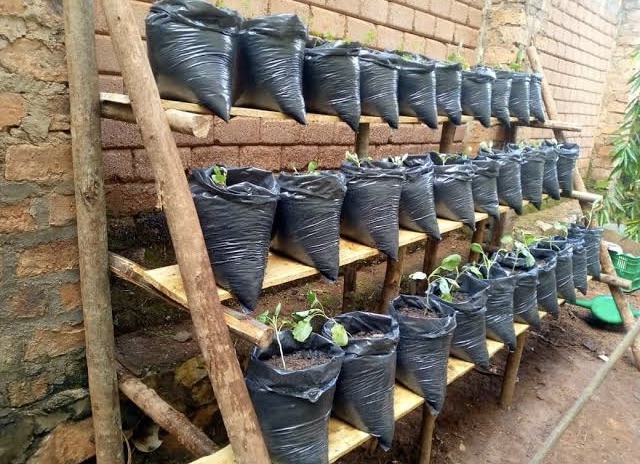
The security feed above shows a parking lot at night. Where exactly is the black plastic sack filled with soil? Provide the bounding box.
[236,14,307,123]
[480,148,523,214]
[389,294,456,414]
[322,311,399,450]
[468,156,500,219]
[497,253,541,326]
[303,42,361,132]
[340,161,404,259]
[430,153,477,230]
[359,49,399,128]
[529,73,545,122]
[146,0,242,121]
[492,70,513,127]
[272,171,347,281]
[568,236,588,295]
[518,145,546,209]
[190,166,279,311]
[569,223,604,278]
[529,247,559,315]
[540,142,561,199]
[533,237,576,304]
[555,142,580,197]
[389,155,441,240]
[395,54,438,129]
[435,61,463,124]
[245,331,344,464]
[471,266,517,351]
[509,71,531,123]
[461,66,496,128]
[429,273,491,371]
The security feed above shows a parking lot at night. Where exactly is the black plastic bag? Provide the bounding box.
[389,294,456,414]
[359,49,399,128]
[395,155,441,240]
[555,142,580,197]
[529,248,559,315]
[236,14,307,123]
[509,71,531,123]
[474,266,516,351]
[245,331,344,464]
[430,153,477,230]
[497,253,540,326]
[146,0,242,121]
[435,61,463,124]
[518,146,546,209]
[529,73,545,122]
[461,66,496,128]
[481,149,523,214]
[322,311,399,450]
[303,42,361,132]
[540,142,561,199]
[190,166,279,310]
[569,224,604,278]
[396,55,438,129]
[533,237,576,304]
[469,156,500,219]
[340,161,404,259]
[492,70,513,127]
[568,236,588,295]
[429,273,491,371]
[272,171,347,281]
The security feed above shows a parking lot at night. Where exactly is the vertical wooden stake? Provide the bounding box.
[99,1,270,462]
[469,218,488,262]
[342,264,358,311]
[63,2,124,463]
[439,121,456,153]
[500,332,527,409]
[490,213,507,247]
[355,122,371,157]
[418,239,440,293]
[378,247,407,313]
[418,406,437,464]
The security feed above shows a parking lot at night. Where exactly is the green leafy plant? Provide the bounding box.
[210,164,227,185]
[446,42,470,70]
[363,29,376,46]
[257,303,289,369]
[478,140,494,153]
[344,151,371,167]
[291,289,348,347]
[507,45,526,71]
[411,253,462,302]
[306,160,319,174]
[553,221,568,238]
[389,154,408,166]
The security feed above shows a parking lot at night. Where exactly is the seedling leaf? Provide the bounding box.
[440,253,462,271]
[470,242,484,254]
[307,160,318,174]
[467,265,484,279]
[500,234,514,245]
[256,310,269,323]
[274,302,281,317]
[409,271,427,280]
[292,319,313,342]
[331,323,349,347]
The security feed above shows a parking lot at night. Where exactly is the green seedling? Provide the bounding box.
[257,303,289,369]
[411,253,462,303]
[478,140,495,153]
[446,42,470,70]
[363,29,376,46]
[210,164,227,186]
[389,154,408,166]
[291,289,348,347]
[306,160,319,174]
[344,151,371,167]
[553,221,569,238]
[507,45,526,71]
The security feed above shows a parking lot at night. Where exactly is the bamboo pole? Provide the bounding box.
[62,3,124,464]
[99,1,270,462]
[529,319,640,464]
[116,364,217,458]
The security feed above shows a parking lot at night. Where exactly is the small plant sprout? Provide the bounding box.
[478,140,494,153]
[389,154,408,166]
[553,222,569,237]
[513,240,536,269]
[344,151,371,167]
[363,29,376,46]
[446,42,470,70]
[507,44,526,72]
[306,160,319,174]
[257,303,289,369]
[291,289,348,347]
[413,253,462,302]
[210,164,227,185]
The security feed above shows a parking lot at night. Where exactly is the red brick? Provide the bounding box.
[223,0,269,17]
[369,124,393,145]
[414,10,436,37]
[298,122,336,145]
[191,145,241,168]
[346,17,376,44]
[0,38,67,82]
[238,146,282,171]
[105,183,159,217]
[133,148,190,181]
[5,144,73,182]
[317,146,350,169]
[101,119,143,148]
[281,145,321,171]
[399,144,429,153]
[376,25,404,50]
[260,120,302,145]
[59,281,82,311]
[98,74,124,94]
[49,194,76,227]
[24,323,85,361]
[0,201,36,233]
[326,0,361,16]
[425,38,448,60]
[9,286,48,318]
[95,34,120,74]
[333,123,358,145]
[388,3,415,29]
[390,125,430,144]
[8,374,49,407]
[0,92,26,128]
[0,0,24,14]
[360,0,389,23]
[403,33,426,53]
[430,1,451,19]
[309,7,346,39]
[17,239,79,277]
[215,117,261,145]
[454,24,478,48]
[434,17,455,42]
[103,149,135,183]
[269,0,310,21]
[450,2,469,25]
[467,7,482,28]
[28,418,96,464]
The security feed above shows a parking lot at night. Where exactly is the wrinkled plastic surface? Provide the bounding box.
[555,142,580,197]
[509,71,531,123]
[529,247,559,315]
[569,224,604,278]
[395,156,441,239]
[245,331,344,464]
[146,0,242,121]
[429,273,491,371]
[497,253,541,326]
[322,312,399,450]
[475,266,517,350]
[568,236,588,295]
[272,171,347,281]
[430,153,477,230]
[533,237,576,304]
[359,50,399,128]
[529,73,545,122]
[435,61,463,124]
[389,294,456,414]
[540,142,561,199]
[236,14,307,123]
[481,148,523,214]
[396,54,438,129]
[518,145,546,209]
[468,156,500,219]
[461,66,496,128]
[304,42,361,131]
[340,161,404,259]
[190,166,279,310]
[492,70,513,127]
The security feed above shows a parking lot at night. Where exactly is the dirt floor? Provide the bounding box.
[118,199,640,464]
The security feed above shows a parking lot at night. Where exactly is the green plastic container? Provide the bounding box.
[575,295,640,324]
[609,249,640,293]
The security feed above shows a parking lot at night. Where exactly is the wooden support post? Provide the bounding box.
[418,239,440,293]
[378,247,407,313]
[469,219,488,262]
[599,242,640,370]
[490,213,507,247]
[506,125,518,144]
[500,332,527,409]
[99,1,270,462]
[342,264,358,311]
[569,190,603,203]
[355,122,371,157]
[117,364,217,458]
[62,3,124,463]
[418,406,437,464]
[595,272,632,289]
[439,121,456,153]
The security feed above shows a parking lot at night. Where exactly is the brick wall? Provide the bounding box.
[0,1,91,462]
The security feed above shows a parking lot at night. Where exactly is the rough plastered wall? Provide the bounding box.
[0,1,94,463]
[591,0,640,181]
